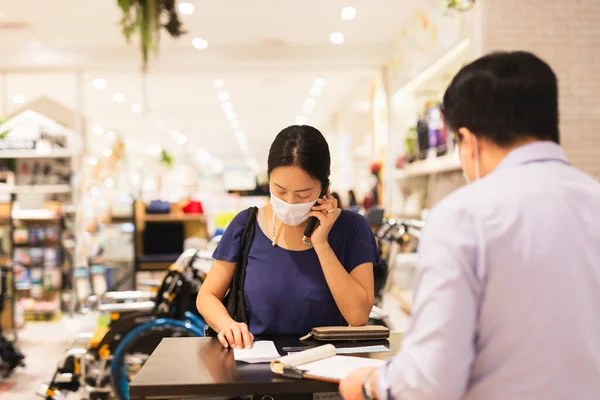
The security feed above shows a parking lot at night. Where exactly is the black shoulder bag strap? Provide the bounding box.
[206,206,258,337]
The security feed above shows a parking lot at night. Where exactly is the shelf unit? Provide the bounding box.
[133,200,207,287]
[394,154,462,180]
[0,109,82,322]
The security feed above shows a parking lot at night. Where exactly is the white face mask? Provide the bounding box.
[459,134,481,183]
[270,192,317,226]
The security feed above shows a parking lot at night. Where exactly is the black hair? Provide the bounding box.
[348,190,357,206]
[267,125,331,187]
[442,51,560,147]
[331,192,343,209]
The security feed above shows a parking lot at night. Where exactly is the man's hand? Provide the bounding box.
[339,367,378,400]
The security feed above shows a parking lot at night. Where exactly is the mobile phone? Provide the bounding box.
[303,180,330,240]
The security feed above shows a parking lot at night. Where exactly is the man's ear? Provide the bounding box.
[457,127,476,158]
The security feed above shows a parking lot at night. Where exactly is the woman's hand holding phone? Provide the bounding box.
[217,321,254,349]
[308,190,341,248]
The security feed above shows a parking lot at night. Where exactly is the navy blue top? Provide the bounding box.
[212,209,379,336]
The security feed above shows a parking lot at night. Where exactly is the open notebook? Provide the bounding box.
[270,344,385,383]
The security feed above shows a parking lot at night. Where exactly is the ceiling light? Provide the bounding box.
[341,6,357,20]
[234,130,247,146]
[197,148,212,165]
[104,177,115,188]
[12,94,26,104]
[230,120,240,129]
[222,102,234,112]
[314,77,327,87]
[102,147,113,157]
[178,1,195,15]
[93,78,107,90]
[90,186,100,197]
[303,98,316,114]
[218,91,230,102]
[112,93,125,103]
[92,125,104,136]
[148,144,162,157]
[105,130,116,140]
[329,32,345,45]
[296,116,307,125]
[213,79,224,89]
[226,111,237,120]
[87,156,98,166]
[310,86,322,97]
[192,38,209,50]
[177,134,188,145]
[131,103,142,113]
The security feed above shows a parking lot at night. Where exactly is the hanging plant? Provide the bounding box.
[446,0,476,12]
[159,148,175,169]
[117,0,187,72]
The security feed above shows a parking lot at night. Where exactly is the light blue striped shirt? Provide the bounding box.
[378,141,600,399]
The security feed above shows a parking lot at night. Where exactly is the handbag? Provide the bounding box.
[299,325,390,342]
[205,207,258,337]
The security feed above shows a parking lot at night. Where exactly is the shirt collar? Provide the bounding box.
[494,141,570,173]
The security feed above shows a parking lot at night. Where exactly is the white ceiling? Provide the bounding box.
[0,0,417,170]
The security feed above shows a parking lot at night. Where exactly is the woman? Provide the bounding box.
[197,125,378,349]
[331,191,343,210]
[348,190,358,207]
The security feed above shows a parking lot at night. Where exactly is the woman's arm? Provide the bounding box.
[313,243,374,326]
[196,259,253,348]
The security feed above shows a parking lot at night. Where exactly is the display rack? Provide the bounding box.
[0,109,81,322]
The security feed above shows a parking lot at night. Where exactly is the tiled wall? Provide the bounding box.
[478,0,600,179]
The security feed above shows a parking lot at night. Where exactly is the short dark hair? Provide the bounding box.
[442,51,560,146]
[267,125,330,187]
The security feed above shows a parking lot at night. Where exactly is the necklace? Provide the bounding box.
[271,212,313,248]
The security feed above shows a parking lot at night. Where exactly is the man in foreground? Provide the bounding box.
[340,51,600,399]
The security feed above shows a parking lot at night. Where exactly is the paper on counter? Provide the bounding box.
[335,345,390,354]
[234,341,281,364]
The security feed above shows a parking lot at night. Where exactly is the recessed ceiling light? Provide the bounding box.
[112,93,125,103]
[303,98,316,114]
[178,1,195,15]
[177,134,188,145]
[192,37,209,50]
[314,77,327,87]
[222,102,234,112]
[329,32,345,45]
[211,158,224,173]
[148,144,162,157]
[102,147,113,157]
[218,91,230,102]
[92,125,104,136]
[230,120,241,129]
[310,86,322,97]
[197,148,212,165]
[87,156,98,166]
[105,130,116,140]
[93,78,107,90]
[234,130,247,145]
[90,186,100,197]
[296,116,307,125]
[12,94,26,104]
[131,103,143,113]
[213,79,224,89]
[341,6,357,20]
[226,111,237,120]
